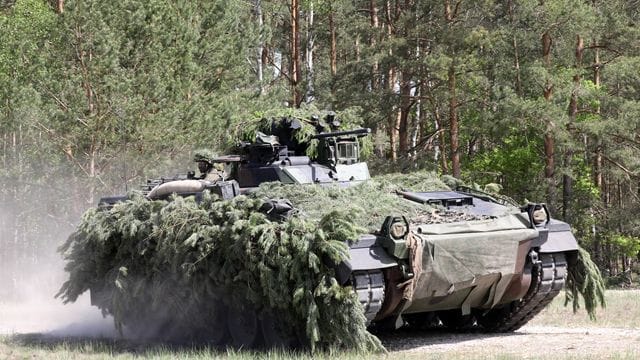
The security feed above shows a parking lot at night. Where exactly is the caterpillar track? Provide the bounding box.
[352,270,386,323]
[477,251,568,332]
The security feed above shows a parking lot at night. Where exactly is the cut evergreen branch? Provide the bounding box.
[57,191,386,352]
[250,171,462,231]
[56,171,450,352]
[57,170,604,351]
[565,246,607,320]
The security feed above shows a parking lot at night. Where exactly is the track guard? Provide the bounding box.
[335,234,397,285]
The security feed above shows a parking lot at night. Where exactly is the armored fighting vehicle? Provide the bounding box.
[95,114,578,348]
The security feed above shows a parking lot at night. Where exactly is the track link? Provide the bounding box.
[352,270,386,323]
[479,251,567,332]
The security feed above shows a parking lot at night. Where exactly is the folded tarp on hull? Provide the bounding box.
[406,214,538,314]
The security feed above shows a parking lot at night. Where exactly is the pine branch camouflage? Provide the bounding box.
[57,189,382,351]
[57,172,605,351]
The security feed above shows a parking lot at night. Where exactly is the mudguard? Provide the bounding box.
[336,234,397,285]
[534,219,579,253]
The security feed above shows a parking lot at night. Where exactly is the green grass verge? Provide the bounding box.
[529,289,640,328]
[0,336,378,360]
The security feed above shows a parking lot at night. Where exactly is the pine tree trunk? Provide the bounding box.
[542,30,556,211]
[369,0,379,91]
[388,68,398,162]
[448,62,460,178]
[507,0,522,96]
[385,0,398,161]
[398,71,412,155]
[593,45,603,191]
[290,0,301,107]
[329,9,337,77]
[590,42,604,266]
[411,73,423,160]
[305,2,315,103]
[255,0,265,95]
[444,0,460,177]
[563,35,583,222]
[398,1,414,157]
[430,95,448,174]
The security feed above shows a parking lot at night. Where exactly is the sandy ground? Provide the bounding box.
[379,325,640,358]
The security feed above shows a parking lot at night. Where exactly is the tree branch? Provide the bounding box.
[602,154,639,180]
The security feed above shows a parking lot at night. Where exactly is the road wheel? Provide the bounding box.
[402,312,438,330]
[438,309,476,330]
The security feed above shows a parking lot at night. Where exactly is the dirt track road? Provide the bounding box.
[380,325,640,359]
[2,293,640,359]
[2,323,638,359]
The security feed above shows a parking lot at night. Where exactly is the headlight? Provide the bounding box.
[532,205,548,225]
[390,221,408,239]
[382,215,410,240]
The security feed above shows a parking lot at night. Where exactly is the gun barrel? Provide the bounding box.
[312,128,371,139]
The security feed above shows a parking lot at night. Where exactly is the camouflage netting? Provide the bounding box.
[57,171,605,352]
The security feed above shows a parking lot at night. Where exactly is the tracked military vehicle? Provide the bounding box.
[94,114,579,348]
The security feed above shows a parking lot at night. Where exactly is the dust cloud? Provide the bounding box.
[0,195,120,339]
[0,292,119,338]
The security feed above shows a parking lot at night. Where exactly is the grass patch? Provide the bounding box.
[529,289,640,328]
[0,334,383,360]
[2,290,638,359]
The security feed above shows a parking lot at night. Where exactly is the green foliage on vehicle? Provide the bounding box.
[57,191,384,352]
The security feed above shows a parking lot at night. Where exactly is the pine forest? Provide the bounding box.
[1,0,639,301]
